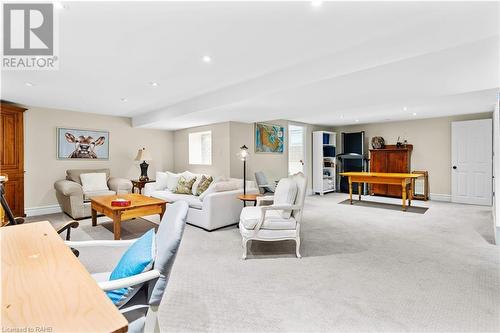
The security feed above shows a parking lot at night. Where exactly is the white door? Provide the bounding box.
[451,119,493,205]
[288,124,305,175]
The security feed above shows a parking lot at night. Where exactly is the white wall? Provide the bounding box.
[335,113,493,198]
[493,100,500,244]
[24,107,174,209]
[173,120,333,191]
[173,122,231,176]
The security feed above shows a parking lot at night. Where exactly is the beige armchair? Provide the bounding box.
[54,169,132,219]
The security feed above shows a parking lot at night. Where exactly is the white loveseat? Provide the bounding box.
[144,171,258,231]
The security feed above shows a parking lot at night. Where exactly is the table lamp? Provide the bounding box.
[135,148,152,181]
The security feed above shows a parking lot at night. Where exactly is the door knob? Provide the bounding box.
[452,166,457,170]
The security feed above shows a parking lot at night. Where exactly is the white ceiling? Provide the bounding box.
[2,1,499,130]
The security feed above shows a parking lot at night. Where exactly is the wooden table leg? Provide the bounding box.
[349,178,353,204]
[358,183,362,201]
[160,203,166,221]
[113,211,121,240]
[91,208,97,227]
[401,180,407,211]
[409,180,413,207]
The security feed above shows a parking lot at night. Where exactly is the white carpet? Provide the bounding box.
[31,194,500,332]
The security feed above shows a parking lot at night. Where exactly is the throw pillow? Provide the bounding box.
[107,229,156,308]
[196,176,213,196]
[175,176,196,194]
[154,172,169,191]
[191,174,205,195]
[273,178,298,219]
[166,172,180,191]
[80,173,108,192]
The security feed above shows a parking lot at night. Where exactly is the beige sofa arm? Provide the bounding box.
[108,177,132,193]
[54,179,83,196]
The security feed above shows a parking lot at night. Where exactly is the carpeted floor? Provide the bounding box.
[29,193,499,332]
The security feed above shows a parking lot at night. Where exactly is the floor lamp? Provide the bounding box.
[239,145,249,196]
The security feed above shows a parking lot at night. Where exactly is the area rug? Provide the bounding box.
[338,198,428,214]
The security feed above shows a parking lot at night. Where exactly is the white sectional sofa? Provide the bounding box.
[144,171,258,231]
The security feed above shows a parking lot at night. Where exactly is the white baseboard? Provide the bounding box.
[25,204,62,217]
[429,193,451,202]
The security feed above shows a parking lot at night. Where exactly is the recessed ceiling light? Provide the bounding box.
[120,98,128,102]
[403,106,408,111]
[202,55,212,63]
[150,82,159,87]
[25,82,33,87]
[355,119,359,123]
[54,2,67,10]
[340,115,344,119]
[311,1,323,8]
[412,112,417,116]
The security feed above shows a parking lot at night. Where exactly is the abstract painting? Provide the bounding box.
[57,127,109,159]
[255,123,284,153]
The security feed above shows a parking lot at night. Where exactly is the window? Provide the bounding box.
[189,131,212,165]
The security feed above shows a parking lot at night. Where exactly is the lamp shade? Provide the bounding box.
[135,148,152,161]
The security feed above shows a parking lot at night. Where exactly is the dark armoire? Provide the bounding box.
[369,145,412,197]
[0,102,26,222]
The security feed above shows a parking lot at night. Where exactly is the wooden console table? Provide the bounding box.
[340,172,422,211]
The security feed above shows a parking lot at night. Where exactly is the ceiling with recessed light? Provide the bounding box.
[2,1,498,130]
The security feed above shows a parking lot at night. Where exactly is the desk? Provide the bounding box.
[1,221,128,333]
[340,172,422,211]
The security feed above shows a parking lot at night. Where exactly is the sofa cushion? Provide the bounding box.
[67,168,110,185]
[214,180,239,192]
[80,173,109,192]
[174,176,196,194]
[191,174,206,195]
[84,189,116,201]
[154,172,169,191]
[166,172,180,191]
[150,190,203,209]
[273,178,298,219]
[240,206,297,230]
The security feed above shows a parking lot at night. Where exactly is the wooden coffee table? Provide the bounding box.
[91,193,167,240]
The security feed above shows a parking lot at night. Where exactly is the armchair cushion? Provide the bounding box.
[273,178,298,219]
[84,190,116,201]
[107,229,156,308]
[67,168,110,185]
[80,173,109,192]
[240,206,297,230]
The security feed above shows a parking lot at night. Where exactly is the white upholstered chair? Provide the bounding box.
[67,201,189,333]
[239,172,307,259]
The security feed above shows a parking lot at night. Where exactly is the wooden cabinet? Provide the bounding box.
[369,145,412,197]
[0,102,26,220]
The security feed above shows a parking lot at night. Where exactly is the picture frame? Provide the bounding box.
[57,127,109,160]
[254,122,285,154]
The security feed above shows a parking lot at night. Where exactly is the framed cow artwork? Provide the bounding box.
[57,127,109,160]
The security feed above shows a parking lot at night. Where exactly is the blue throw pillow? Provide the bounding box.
[107,229,156,307]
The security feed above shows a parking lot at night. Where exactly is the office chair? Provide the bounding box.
[1,182,80,254]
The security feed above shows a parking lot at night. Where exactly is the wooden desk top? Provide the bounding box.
[91,193,167,211]
[340,172,422,178]
[1,221,128,333]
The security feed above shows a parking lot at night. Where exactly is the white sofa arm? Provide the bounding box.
[203,188,259,230]
[143,182,157,196]
[108,177,132,193]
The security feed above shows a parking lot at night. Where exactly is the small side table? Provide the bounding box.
[131,179,155,194]
[237,194,262,207]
